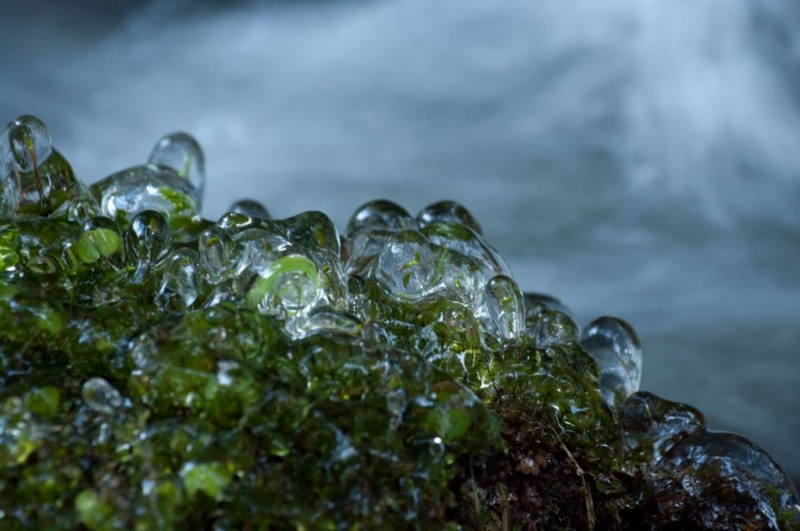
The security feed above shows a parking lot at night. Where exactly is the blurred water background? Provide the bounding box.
[1,0,798,480]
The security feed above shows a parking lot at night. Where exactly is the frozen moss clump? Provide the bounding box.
[0,115,797,530]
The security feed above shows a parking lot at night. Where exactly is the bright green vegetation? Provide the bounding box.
[0,115,797,530]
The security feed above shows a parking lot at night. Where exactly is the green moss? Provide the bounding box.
[0,118,797,530]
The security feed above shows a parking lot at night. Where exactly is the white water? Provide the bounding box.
[2,0,798,478]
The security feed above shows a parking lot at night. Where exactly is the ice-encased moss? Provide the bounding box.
[0,115,797,530]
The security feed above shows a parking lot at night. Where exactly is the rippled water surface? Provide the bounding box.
[1,0,798,479]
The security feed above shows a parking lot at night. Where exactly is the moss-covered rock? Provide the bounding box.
[0,115,797,530]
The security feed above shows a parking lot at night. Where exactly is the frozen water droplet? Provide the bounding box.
[91,164,200,223]
[437,250,483,309]
[157,248,202,310]
[482,275,525,343]
[198,225,235,281]
[217,211,259,234]
[81,377,124,415]
[147,132,205,209]
[437,303,481,353]
[346,199,415,236]
[343,229,392,276]
[531,309,578,347]
[228,199,270,219]
[523,292,574,320]
[417,200,482,235]
[621,391,705,463]
[420,221,510,279]
[127,210,172,283]
[8,115,52,173]
[244,254,320,315]
[581,316,643,408]
[375,230,443,302]
[1,116,94,218]
[281,211,346,304]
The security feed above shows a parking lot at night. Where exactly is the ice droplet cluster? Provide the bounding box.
[0,115,796,530]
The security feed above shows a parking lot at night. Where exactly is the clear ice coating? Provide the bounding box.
[580,316,643,408]
[147,132,206,208]
[81,377,125,415]
[1,115,797,529]
[656,431,800,524]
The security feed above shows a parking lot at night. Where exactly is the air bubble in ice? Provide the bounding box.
[581,316,643,408]
[81,377,125,415]
[147,132,205,208]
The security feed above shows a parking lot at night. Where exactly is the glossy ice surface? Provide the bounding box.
[0,116,797,529]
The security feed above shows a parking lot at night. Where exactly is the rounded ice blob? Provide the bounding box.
[157,248,202,310]
[346,199,415,236]
[375,230,443,302]
[244,254,320,315]
[416,200,482,235]
[127,210,172,282]
[228,199,270,220]
[482,275,525,343]
[581,316,643,408]
[147,132,205,209]
[91,164,200,224]
[1,115,95,218]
